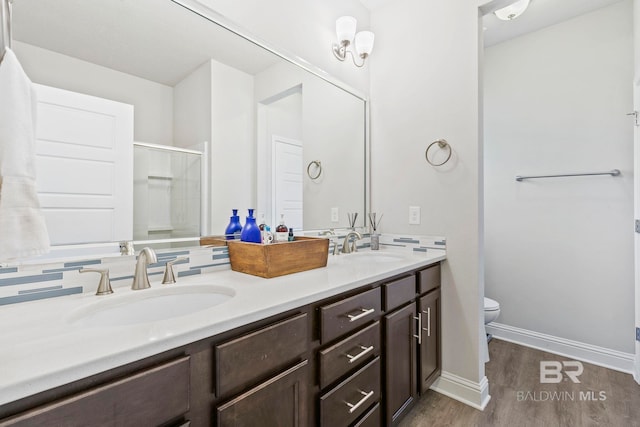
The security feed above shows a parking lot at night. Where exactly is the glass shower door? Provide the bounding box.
[133,144,202,243]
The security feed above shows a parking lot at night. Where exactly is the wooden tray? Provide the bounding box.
[200,236,228,247]
[227,236,329,278]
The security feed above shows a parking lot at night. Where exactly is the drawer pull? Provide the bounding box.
[345,345,374,364]
[347,308,375,322]
[345,389,375,414]
[413,313,422,345]
[422,307,431,337]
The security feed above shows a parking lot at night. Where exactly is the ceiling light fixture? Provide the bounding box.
[494,0,531,21]
[332,16,374,68]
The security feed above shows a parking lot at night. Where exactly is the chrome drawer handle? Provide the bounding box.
[345,345,374,364]
[413,313,422,345]
[345,389,375,414]
[346,308,375,322]
[422,307,431,337]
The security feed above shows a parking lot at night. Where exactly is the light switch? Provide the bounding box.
[331,207,339,223]
[409,206,421,225]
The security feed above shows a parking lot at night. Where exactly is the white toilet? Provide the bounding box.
[484,297,500,324]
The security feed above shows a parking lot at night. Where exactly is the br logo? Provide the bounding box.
[539,361,583,383]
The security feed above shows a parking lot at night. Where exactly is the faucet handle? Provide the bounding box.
[162,257,188,285]
[79,268,113,296]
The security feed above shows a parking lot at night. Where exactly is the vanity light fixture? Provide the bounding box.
[494,0,530,21]
[332,16,374,68]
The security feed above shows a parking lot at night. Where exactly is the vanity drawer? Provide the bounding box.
[0,357,190,427]
[353,402,381,427]
[383,275,416,311]
[319,287,381,344]
[418,263,441,295]
[215,312,308,396]
[319,356,380,427]
[216,360,308,427]
[318,321,380,389]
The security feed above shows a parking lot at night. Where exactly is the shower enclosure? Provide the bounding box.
[133,142,204,246]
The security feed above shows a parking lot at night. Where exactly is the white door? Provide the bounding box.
[272,136,303,231]
[34,84,133,245]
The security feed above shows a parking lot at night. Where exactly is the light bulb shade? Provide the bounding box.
[355,31,375,57]
[336,16,357,43]
[494,0,530,21]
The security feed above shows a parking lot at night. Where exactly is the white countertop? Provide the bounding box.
[0,247,445,407]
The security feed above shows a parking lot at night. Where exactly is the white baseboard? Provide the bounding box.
[430,371,491,410]
[634,349,640,384]
[486,322,635,374]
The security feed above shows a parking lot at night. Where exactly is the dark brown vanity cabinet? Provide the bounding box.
[317,287,382,427]
[214,313,309,426]
[383,264,442,426]
[0,262,442,427]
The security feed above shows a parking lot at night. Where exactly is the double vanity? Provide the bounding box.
[0,247,444,426]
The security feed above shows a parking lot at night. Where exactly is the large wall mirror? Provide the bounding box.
[11,0,368,258]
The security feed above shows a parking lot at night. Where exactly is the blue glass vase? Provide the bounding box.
[240,209,261,243]
[225,209,242,240]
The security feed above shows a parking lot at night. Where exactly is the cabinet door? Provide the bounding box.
[216,360,308,427]
[419,289,441,394]
[384,303,417,425]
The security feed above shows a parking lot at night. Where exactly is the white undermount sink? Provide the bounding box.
[67,285,235,327]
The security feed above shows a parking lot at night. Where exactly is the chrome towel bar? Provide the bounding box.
[515,169,621,182]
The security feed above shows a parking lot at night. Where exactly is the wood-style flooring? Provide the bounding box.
[399,339,640,427]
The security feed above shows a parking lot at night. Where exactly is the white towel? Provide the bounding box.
[0,48,50,260]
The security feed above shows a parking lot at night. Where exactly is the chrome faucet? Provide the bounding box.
[342,231,362,254]
[132,247,157,290]
[320,229,339,255]
[79,268,113,296]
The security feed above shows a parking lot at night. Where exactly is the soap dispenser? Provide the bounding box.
[275,214,288,242]
[225,209,242,240]
[240,209,262,243]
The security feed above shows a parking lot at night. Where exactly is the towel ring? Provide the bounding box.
[425,139,452,166]
[307,160,322,180]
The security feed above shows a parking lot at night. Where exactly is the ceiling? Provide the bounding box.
[358,0,397,11]
[12,0,280,86]
[359,0,625,47]
[12,0,627,84]
[482,0,625,46]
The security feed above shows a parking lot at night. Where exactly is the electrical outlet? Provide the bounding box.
[636,327,640,342]
[331,207,339,223]
[409,206,421,225]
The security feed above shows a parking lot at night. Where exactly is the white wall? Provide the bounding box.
[485,2,634,353]
[370,0,485,404]
[195,0,371,96]
[173,61,213,150]
[210,61,256,233]
[259,88,303,227]
[14,41,174,145]
[255,61,366,230]
[635,0,640,386]
[174,59,255,234]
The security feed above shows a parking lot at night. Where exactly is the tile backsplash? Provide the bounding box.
[0,234,445,307]
[0,245,231,306]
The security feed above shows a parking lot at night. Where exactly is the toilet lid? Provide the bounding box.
[484,297,500,311]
